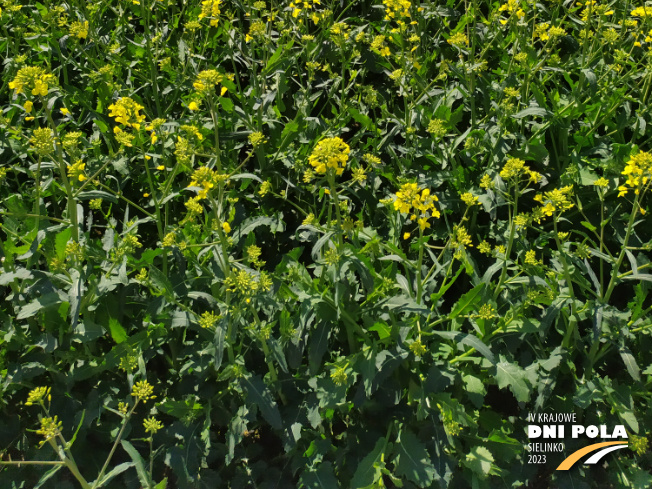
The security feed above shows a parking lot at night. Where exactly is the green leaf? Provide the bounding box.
[242,375,282,429]
[154,478,168,489]
[300,462,339,489]
[494,358,532,402]
[149,266,175,300]
[0,268,33,286]
[462,446,494,478]
[17,292,64,320]
[511,107,552,119]
[213,316,226,371]
[34,464,63,489]
[351,437,387,489]
[394,430,436,486]
[432,331,495,364]
[369,322,391,340]
[55,227,72,260]
[620,347,641,382]
[463,375,486,409]
[121,440,151,488]
[95,462,135,487]
[108,318,128,343]
[581,220,597,232]
[448,283,485,319]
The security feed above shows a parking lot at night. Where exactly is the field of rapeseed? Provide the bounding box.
[1,0,652,487]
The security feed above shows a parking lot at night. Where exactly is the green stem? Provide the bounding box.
[493,189,518,300]
[208,97,222,173]
[46,439,91,489]
[416,227,424,304]
[92,400,139,489]
[327,172,343,245]
[44,103,79,243]
[603,193,640,303]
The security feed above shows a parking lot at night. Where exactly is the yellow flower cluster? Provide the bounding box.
[533,185,574,216]
[383,0,411,22]
[409,339,427,357]
[579,1,613,21]
[108,97,146,129]
[26,386,51,406]
[394,183,440,231]
[499,157,541,184]
[427,118,447,138]
[199,311,220,329]
[9,66,56,96]
[498,0,524,24]
[143,416,163,435]
[188,166,226,199]
[224,269,272,296]
[534,23,566,41]
[198,0,221,26]
[447,32,468,47]
[370,35,391,57]
[246,20,267,42]
[289,0,320,19]
[67,159,86,182]
[30,127,55,156]
[69,20,89,39]
[193,69,231,97]
[460,192,479,206]
[308,137,350,176]
[632,6,652,18]
[452,225,473,249]
[618,151,652,197]
[36,416,63,446]
[330,365,348,385]
[131,380,156,403]
[524,250,540,266]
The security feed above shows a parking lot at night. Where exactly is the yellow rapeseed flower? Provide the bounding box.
[108,97,146,129]
[308,137,350,176]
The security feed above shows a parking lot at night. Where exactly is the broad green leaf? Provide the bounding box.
[463,375,486,408]
[494,359,532,402]
[34,464,63,489]
[369,322,391,340]
[55,227,72,260]
[95,462,135,487]
[448,283,485,319]
[17,292,64,320]
[432,331,495,364]
[121,440,151,488]
[300,462,339,489]
[242,375,282,429]
[0,268,33,286]
[462,446,494,478]
[511,107,551,119]
[213,316,226,371]
[620,347,641,382]
[351,437,387,489]
[153,478,168,489]
[393,429,436,486]
[108,318,128,343]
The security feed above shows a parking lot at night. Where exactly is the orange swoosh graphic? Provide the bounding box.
[556,441,628,470]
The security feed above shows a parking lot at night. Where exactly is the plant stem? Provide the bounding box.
[603,193,640,303]
[92,400,139,489]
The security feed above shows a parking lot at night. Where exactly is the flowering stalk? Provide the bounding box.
[207,97,223,173]
[138,141,168,275]
[91,400,139,489]
[493,191,518,300]
[602,193,640,304]
[44,104,80,243]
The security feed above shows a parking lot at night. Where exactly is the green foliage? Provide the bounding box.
[1,0,652,487]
